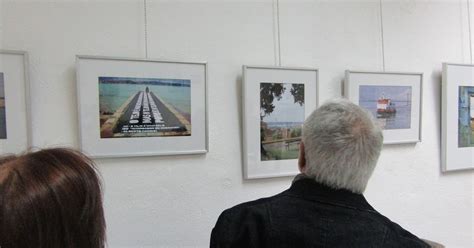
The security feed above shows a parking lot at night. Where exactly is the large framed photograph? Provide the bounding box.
[242,65,318,179]
[345,71,423,144]
[0,50,30,154]
[76,56,208,158]
[442,63,474,171]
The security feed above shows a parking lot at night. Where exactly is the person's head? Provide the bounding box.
[0,148,106,248]
[298,99,383,194]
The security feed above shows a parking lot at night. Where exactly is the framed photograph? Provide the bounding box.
[76,55,208,158]
[345,71,423,144]
[442,63,474,171]
[0,50,30,154]
[242,65,318,179]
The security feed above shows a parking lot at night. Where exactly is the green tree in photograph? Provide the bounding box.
[290,84,304,106]
[260,83,285,120]
[290,128,301,138]
[290,128,302,138]
[260,83,305,120]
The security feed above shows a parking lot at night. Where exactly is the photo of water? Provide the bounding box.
[0,73,7,139]
[99,77,191,138]
[99,80,191,119]
[359,85,412,130]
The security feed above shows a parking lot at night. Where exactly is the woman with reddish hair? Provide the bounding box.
[0,148,106,248]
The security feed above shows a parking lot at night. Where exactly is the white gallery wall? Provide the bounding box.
[1,0,473,247]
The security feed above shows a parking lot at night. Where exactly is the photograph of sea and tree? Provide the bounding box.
[0,73,6,139]
[260,82,305,161]
[359,85,412,130]
[458,86,474,147]
[99,76,191,138]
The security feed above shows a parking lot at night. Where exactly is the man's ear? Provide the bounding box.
[298,142,306,173]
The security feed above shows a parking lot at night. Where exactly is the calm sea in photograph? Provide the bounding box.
[359,85,412,130]
[99,81,191,119]
[0,72,6,139]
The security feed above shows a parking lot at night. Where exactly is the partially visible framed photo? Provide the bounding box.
[0,50,30,154]
[442,63,474,171]
[345,71,423,144]
[76,55,208,158]
[242,65,318,179]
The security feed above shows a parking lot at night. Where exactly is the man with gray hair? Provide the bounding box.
[211,99,428,247]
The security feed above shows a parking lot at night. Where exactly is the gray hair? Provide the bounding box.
[302,99,383,193]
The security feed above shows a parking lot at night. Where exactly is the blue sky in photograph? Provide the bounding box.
[0,73,4,98]
[359,85,411,102]
[262,83,305,123]
[99,76,190,86]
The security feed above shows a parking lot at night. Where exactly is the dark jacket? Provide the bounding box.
[210,178,429,248]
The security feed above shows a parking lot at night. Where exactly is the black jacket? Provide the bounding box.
[210,178,429,248]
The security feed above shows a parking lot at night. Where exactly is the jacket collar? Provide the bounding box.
[283,175,376,212]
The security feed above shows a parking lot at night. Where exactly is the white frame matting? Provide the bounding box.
[345,70,423,144]
[0,50,30,154]
[76,55,208,158]
[242,65,318,179]
[442,63,474,171]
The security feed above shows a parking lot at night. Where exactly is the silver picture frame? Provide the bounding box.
[442,63,474,172]
[242,65,319,179]
[345,70,423,145]
[76,55,208,158]
[0,50,31,154]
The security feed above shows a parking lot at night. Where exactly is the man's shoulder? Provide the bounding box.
[210,194,285,247]
[370,212,430,247]
[219,193,284,219]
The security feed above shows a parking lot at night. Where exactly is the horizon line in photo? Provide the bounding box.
[99,76,191,87]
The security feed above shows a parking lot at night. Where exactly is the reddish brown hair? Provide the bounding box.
[0,148,106,248]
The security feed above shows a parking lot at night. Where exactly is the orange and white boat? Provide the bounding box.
[376,95,396,116]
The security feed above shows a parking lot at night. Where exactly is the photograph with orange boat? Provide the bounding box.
[359,85,412,130]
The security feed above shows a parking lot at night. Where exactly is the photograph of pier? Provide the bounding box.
[99,76,191,138]
[0,73,6,139]
[359,85,412,130]
[260,82,304,161]
[458,86,474,147]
